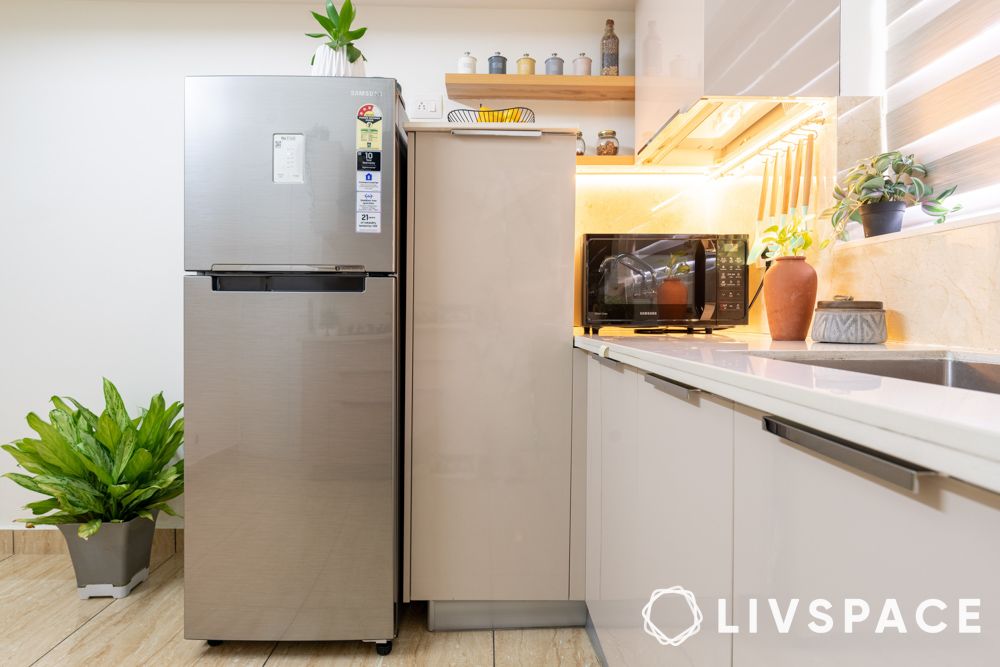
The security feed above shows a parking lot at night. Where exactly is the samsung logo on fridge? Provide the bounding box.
[352,90,383,97]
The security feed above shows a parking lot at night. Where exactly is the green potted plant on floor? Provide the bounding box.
[748,212,820,341]
[826,151,961,238]
[2,379,183,599]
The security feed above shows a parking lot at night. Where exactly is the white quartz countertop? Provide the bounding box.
[575,332,1000,493]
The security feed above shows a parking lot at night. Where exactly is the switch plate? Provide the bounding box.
[410,94,442,119]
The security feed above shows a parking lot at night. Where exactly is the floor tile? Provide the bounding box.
[495,627,601,667]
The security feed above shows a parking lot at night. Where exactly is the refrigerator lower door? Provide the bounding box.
[183,274,397,642]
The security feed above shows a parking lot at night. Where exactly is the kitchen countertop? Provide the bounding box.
[575,332,1000,493]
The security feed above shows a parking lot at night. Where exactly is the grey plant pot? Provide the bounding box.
[859,200,906,237]
[57,511,158,599]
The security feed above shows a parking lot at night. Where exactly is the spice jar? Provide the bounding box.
[601,19,620,76]
[488,52,507,74]
[576,131,586,156]
[516,53,536,75]
[596,130,619,155]
[458,51,477,74]
[545,53,564,75]
[573,52,592,75]
[811,296,888,344]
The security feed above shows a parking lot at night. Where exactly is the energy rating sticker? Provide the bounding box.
[356,104,383,150]
[356,211,380,234]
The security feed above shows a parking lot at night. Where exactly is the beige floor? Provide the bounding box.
[0,551,600,666]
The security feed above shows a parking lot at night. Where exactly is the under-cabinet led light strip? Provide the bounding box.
[710,105,826,178]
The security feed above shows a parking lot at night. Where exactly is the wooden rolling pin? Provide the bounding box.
[801,133,815,214]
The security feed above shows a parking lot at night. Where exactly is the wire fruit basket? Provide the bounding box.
[447,107,535,123]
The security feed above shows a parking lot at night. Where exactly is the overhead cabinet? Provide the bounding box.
[634,0,876,166]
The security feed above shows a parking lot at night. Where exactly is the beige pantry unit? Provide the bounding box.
[403,124,585,629]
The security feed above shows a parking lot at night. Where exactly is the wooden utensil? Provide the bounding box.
[769,150,780,220]
[780,147,792,217]
[801,133,815,215]
[790,139,804,211]
[757,157,771,224]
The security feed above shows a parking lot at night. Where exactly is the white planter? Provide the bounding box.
[311,45,366,77]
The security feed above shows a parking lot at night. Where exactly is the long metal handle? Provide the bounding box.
[450,130,543,138]
[762,416,934,493]
[645,373,701,401]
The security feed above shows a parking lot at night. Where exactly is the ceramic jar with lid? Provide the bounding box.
[575,131,586,156]
[458,51,477,74]
[573,52,592,75]
[596,130,619,156]
[488,52,507,74]
[517,53,535,75]
[811,296,888,344]
[545,53,564,75]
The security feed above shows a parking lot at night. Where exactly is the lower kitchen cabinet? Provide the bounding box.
[733,405,1000,666]
[589,355,734,666]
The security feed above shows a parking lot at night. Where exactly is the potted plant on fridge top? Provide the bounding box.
[825,151,961,238]
[307,0,368,76]
[748,212,820,341]
[2,379,183,599]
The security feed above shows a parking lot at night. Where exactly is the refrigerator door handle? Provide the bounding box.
[210,264,366,273]
[212,273,368,292]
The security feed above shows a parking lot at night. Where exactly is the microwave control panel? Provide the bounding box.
[717,240,747,321]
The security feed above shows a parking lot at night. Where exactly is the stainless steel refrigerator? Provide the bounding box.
[183,76,404,655]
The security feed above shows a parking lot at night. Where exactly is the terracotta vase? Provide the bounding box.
[657,278,688,305]
[763,256,817,341]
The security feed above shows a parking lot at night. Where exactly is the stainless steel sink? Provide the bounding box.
[776,357,1000,395]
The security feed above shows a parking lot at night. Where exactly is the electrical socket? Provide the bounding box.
[410,95,442,119]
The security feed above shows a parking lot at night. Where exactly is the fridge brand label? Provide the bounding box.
[356,171,381,192]
[356,191,381,213]
[272,134,305,184]
[357,151,381,172]
[356,104,384,150]
[356,211,381,234]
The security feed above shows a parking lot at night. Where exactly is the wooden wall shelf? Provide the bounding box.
[445,74,635,101]
[576,155,635,167]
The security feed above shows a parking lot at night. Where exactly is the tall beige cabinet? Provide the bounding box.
[404,125,582,629]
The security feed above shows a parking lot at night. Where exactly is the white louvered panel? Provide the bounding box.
[887,0,1000,86]
[887,56,1000,149]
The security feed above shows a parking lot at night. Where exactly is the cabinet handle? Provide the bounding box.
[762,416,935,494]
[644,373,700,401]
[591,353,622,370]
[450,129,543,138]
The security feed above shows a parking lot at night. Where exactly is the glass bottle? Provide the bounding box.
[576,131,586,156]
[597,130,619,156]
[601,19,620,76]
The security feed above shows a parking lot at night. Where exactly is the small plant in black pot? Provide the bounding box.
[826,151,961,238]
[2,379,183,599]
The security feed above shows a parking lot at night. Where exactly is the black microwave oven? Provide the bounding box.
[583,234,749,333]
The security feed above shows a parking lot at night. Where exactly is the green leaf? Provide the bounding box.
[305,32,326,38]
[3,472,44,494]
[325,0,339,21]
[345,27,367,41]
[26,413,87,477]
[66,398,99,430]
[1,443,50,475]
[95,411,122,452]
[311,11,337,35]
[50,396,75,416]
[112,428,137,483]
[25,498,60,515]
[151,503,179,517]
[103,378,131,432]
[17,513,78,526]
[136,509,155,522]
[340,0,355,29]
[122,448,153,483]
[346,43,365,63]
[78,519,101,540]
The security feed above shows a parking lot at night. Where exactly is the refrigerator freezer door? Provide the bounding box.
[183,275,397,641]
[185,76,399,272]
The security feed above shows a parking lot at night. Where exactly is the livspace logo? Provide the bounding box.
[642,588,982,647]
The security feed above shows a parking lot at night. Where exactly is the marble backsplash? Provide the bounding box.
[817,220,1000,350]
